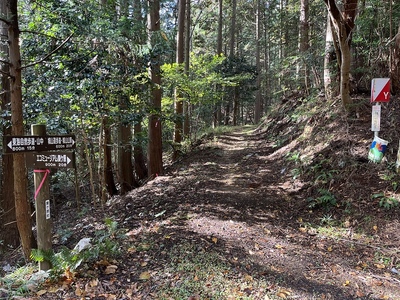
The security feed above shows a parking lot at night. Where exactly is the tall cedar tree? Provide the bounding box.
[7,0,34,259]
[174,0,186,146]
[0,0,19,250]
[147,0,163,178]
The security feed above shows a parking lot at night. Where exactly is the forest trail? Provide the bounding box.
[99,126,400,299]
[3,126,400,300]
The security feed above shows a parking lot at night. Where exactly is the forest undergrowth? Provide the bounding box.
[1,93,400,299]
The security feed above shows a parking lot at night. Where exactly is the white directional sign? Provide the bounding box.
[3,135,75,153]
[371,78,390,103]
[371,104,381,132]
[45,200,51,220]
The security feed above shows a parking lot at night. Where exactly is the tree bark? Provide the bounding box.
[134,120,148,181]
[227,0,236,126]
[324,14,339,100]
[213,0,223,127]
[118,97,137,194]
[147,0,163,178]
[391,23,400,93]
[323,0,358,112]
[183,0,191,136]
[102,117,117,197]
[174,0,186,146]
[254,0,262,124]
[8,0,33,259]
[0,0,19,250]
[297,0,310,92]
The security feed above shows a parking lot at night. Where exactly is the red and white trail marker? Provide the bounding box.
[371,78,390,103]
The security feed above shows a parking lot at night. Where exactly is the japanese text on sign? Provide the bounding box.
[4,135,75,153]
[37,154,70,163]
[9,137,44,152]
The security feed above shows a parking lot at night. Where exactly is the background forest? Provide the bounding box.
[1,0,400,274]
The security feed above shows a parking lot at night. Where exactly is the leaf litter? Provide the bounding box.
[1,96,400,299]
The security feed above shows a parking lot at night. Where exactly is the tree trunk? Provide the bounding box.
[0,0,19,250]
[81,124,98,205]
[183,0,191,137]
[174,0,186,146]
[324,14,339,100]
[230,0,236,58]
[103,117,117,196]
[217,0,223,56]
[147,0,163,178]
[232,87,239,126]
[134,120,148,181]
[213,0,223,127]
[98,116,106,205]
[297,0,310,92]
[324,0,358,112]
[391,24,400,93]
[224,103,230,125]
[118,97,137,194]
[254,0,262,124]
[8,0,33,259]
[227,0,236,126]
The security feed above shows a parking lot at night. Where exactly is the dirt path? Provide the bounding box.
[6,127,400,300]
[96,127,397,300]
[151,128,400,299]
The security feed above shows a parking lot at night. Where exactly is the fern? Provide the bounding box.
[30,219,121,279]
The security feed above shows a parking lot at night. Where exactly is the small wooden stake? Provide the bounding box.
[31,124,52,270]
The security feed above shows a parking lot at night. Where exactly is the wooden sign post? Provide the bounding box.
[3,126,76,270]
[31,124,52,271]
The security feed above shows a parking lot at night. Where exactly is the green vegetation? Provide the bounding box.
[308,189,337,209]
[372,193,400,210]
[0,218,122,299]
[157,242,270,300]
[0,265,37,299]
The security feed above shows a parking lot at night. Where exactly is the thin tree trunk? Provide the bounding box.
[103,117,117,196]
[213,0,223,127]
[226,0,236,126]
[254,0,262,124]
[391,24,400,93]
[183,0,191,137]
[134,120,148,181]
[174,0,186,147]
[232,87,239,126]
[98,116,106,205]
[8,0,33,259]
[81,124,97,205]
[298,0,310,92]
[324,14,339,100]
[263,7,270,109]
[118,103,137,194]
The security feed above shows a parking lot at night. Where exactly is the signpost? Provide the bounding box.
[371,104,381,134]
[31,125,52,271]
[371,78,390,103]
[25,151,75,169]
[370,78,390,137]
[3,134,75,153]
[2,125,77,271]
[369,79,390,163]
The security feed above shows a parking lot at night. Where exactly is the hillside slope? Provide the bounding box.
[2,94,400,300]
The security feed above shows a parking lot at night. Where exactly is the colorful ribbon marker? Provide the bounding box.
[34,169,50,200]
